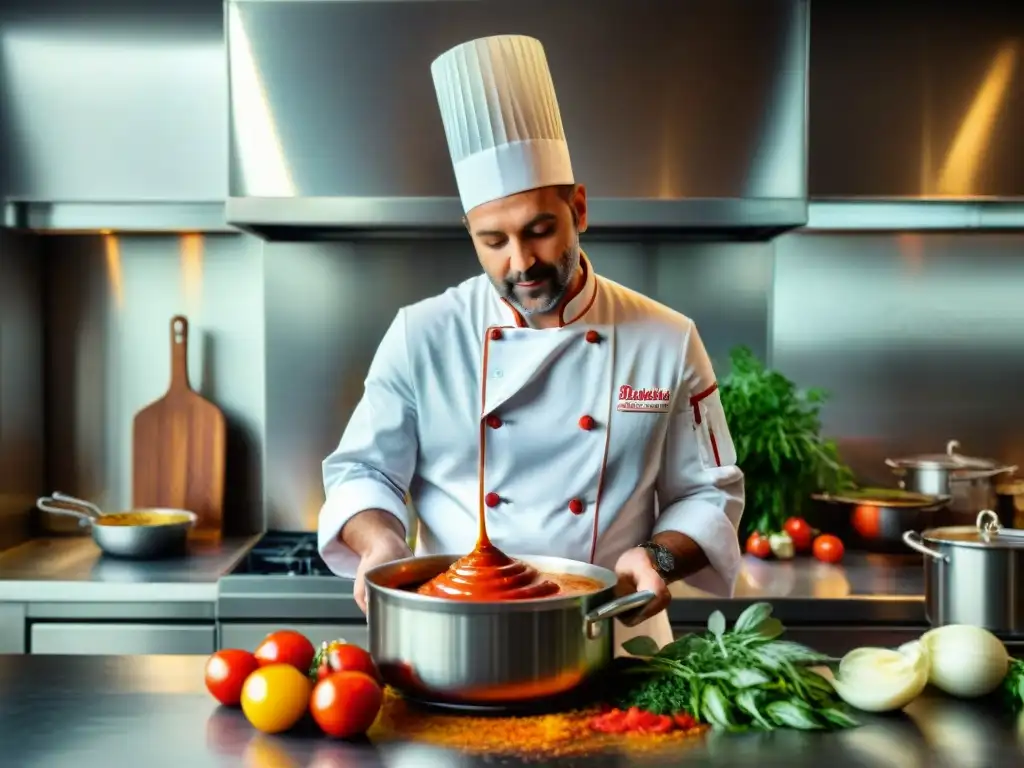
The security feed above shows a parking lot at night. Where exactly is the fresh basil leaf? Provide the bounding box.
[765,700,822,730]
[735,689,773,729]
[756,618,785,641]
[702,684,735,729]
[622,635,661,658]
[734,602,773,634]
[708,610,726,638]
[657,634,707,660]
[730,668,772,688]
[819,707,858,729]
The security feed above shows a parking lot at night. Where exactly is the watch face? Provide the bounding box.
[644,544,673,575]
[654,548,674,574]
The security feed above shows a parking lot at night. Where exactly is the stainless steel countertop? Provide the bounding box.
[0,535,927,625]
[0,535,260,602]
[3,654,1023,768]
[668,552,925,624]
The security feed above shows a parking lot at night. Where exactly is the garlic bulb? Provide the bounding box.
[829,641,930,713]
[769,532,794,559]
[918,625,1010,698]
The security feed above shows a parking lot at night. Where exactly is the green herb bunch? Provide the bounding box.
[613,603,858,732]
[718,346,855,539]
[1001,659,1024,713]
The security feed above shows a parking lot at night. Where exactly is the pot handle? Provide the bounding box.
[902,530,949,562]
[583,590,657,640]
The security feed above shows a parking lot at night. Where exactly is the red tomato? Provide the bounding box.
[313,641,380,684]
[783,517,814,552]
[745,533,771,559]
[813,534,845,564]
[254,630,316,674]
[310,671,383,739]
[205,649,260,706]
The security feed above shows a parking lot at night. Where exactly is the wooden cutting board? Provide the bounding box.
[132,315,226,541]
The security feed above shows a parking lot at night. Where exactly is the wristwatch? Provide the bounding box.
[639,541,675,578]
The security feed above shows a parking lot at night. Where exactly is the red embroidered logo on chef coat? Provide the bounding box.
[616,385,672,413]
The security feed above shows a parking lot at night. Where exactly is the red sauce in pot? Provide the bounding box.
[413,333,601,602]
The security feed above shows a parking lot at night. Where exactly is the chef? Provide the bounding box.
[317,34,745,653]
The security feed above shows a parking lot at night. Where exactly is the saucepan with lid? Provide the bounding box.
[36,492,197,559]
[364,553,655,709]
[886,439,1016,515]
[903,510,1024,634]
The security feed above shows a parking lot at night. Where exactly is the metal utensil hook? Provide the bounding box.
[976,509,1024,540]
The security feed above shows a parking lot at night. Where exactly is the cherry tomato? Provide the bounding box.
[312,641,380,683]
[240,663,311,734]
[254,630,316,674]
[783,517,814,552]
[204,648,260,706]
[745,532,771,559]
[310,671,383,739]
[813,534,845,564]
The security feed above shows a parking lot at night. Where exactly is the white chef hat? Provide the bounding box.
[430,34,575,214]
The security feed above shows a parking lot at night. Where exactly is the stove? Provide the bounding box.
[229,531,334,577]
[217,531,364,624]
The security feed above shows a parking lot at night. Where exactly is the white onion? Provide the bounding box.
[918,624,1010,698]
[829,641,930,713]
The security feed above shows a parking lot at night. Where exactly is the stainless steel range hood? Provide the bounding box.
[225,0,810,242]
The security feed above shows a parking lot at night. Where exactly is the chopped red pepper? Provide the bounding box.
[637,713,675,734]
[673,712,697,730]
[589,708,629,733]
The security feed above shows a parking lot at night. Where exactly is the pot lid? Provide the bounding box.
[922,510,1024,549]
[887,439,1001,471]
[813,487,946,509]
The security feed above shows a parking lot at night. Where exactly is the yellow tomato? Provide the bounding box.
[240,663,310,734]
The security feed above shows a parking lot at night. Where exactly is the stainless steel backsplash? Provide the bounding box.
[0,231,44,548]
[41,234,266,535]
[773,232,1024,483]
[36,230,1024,531]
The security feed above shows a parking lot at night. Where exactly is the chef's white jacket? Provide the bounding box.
[318,252,745,652]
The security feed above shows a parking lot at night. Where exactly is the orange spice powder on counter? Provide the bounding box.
[367,688,707,760]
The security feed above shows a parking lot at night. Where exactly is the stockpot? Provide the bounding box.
[364,553,655,708]
[887,439,1016,515]
[903,510,1024,634]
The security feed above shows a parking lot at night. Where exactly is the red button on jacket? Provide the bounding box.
[489,328,503,341]
[578,415,595,431]
[485,492,501,508]
[486,414,503,429]
[585,330,600,344]
[568,498,584,515]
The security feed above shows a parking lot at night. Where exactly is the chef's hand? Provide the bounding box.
[353,532,413,615]
[613,546,672,627]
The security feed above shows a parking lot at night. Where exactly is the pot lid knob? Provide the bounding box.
[976,509,1024,541]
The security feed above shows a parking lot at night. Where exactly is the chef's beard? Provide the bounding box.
[496,236,581,317]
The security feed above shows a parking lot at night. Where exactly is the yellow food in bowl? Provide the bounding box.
[95,512,193,527]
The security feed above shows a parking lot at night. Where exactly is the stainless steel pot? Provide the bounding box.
[36,492,197,559]
[903,509,1024,634]
[887,439,1017,516]
[364,553,655,707]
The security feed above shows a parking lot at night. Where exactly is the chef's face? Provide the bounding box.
[465,184,589,318]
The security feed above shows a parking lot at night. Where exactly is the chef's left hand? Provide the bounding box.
[613,547,671,626]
